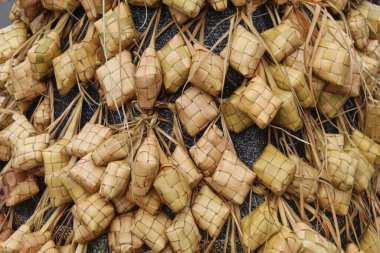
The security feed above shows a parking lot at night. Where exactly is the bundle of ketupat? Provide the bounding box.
[0,0,379,252]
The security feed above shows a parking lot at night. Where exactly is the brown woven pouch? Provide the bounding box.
[66,122,113,158]
[154,163,191,213]
[287,155,319,203]
[364,102,380,143]
[157,34,191,93]
[317,90,348,119]
[108,212,144,253]
[131,209,172,252]
[0,137,11,161]
[317,184,352,216]
[175,86,218,137]
[325,143,357,191]
[344,143,375,193]
[69,153,106,193]
[257,226,303,253]
[241,200,281,251]
[166,207,201,253]
[188,44,224,97]
[269,65,313,108]
[359,225,380,253]
[13,133,49,171]
[2,167,39,206]
[170,145,202,189]
[99,160,131,201]
[351,129,380,169]
[33,96,52,134]
[357,1,380,40]
[72,193,115,243]
[91,131,135,166]
[293,222,338,253]
[94,2,138,59]
[19,231,51,253]
[80,0,112,20]
[312,36,350,87]
[128,0,160,7]
[0,22,28,64]
[8,59,47,102]
[0,225,31,252]
[348,9,369,49]
[28,31,62,81]
[222,85,254,134]
[221,25,265,78]
[18,0,43,25]
[131,129,159,196]
[52,49,76,96]
[163,0,205,18]
[261,20,303,62]
[207,149,256,205]
[237,76,282,129]
[189,124,227,176]
[191,185,230,238]
[271,88,303,132]
[252,144,296,195]
[41,0,79,11]
[111,190,136,214]
[96,51,136,110]
[38,240,59,253]
[126,187,162,215]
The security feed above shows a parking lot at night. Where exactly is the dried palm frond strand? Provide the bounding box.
[99,160,131,201]
[191,185,230,238]
[52,49,77,96]
[252,144,296,196]
[175,86,218,137]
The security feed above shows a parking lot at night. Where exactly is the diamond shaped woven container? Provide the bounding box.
[112,190,135,214]
[8,59,47,102]
[0,22,28,64]
[166,207,201,253]
[317,90,348,119]
[261,20,303,62]
[357,1,380,40]
[28,31,61,81]
[0,114,37,148]
[154,163,191,213]
[12,133,49,171]
[108,212,144,253]
[69,153,106,193]
[131,209,172,252]
[135,46,162,110]
[157,34,191,93]
[66,122,113,158]
[189,125,227,176]
[0,59,13,89]
[91,131,133,166]
[52,49,77,96]
[365,39,380,60]
[207,0,227,11]
[269,65,313,108]
[293,222,338,253]
[72,193,115,243]
[18,0,43,25]
[38,240,59,253]
[163,0,205,18]
[0,225,30,253]
[168,7,190,25]
[99,160,131,201]
[326,143,357,191]
[237,76,282,129]
[41,0,79,12]
[62,164,90,205]
[222,25,265,78]
[317,184,352,216]
[47,167,72,207]
[253,144,296,196]
[287,155,319,203]
[33,96,51,134]
[80,0,112,20]
[241,200,281,251]
[131,130,159,196]
[94,2,138,59]
[359,225,380,253]
[364,102,380,143]
[96,51,136,111]
[175,86,218,137]
[128,0,160,7]
[209,149,256,205]
[348,9,370,49]
[351,129,380,170]
[170,145,202,189]
[191,185,230,238]
[257,226,303,253]
[222,85,254,134]
[271,88,303,132]
[19,231,51,253]
[188,44,224,97]
[2,167,39,207]
[126,187,162,215]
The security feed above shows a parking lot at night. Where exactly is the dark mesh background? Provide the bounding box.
[0,1,379,252]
